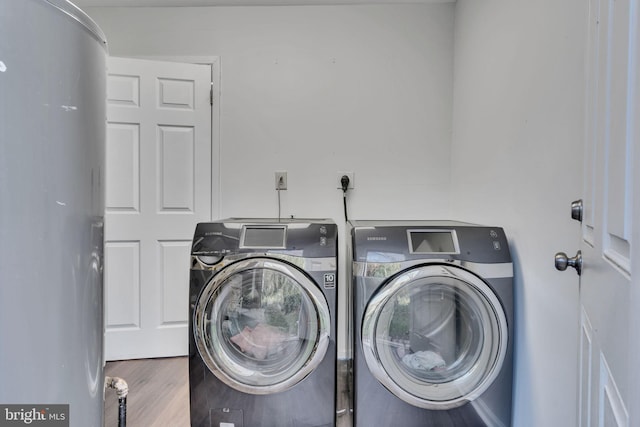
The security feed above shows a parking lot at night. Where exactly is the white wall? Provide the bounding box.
[86,3,455,358]
[451,0,586,425]
[87,5,454,221]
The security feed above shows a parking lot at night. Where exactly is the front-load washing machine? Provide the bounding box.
[189,219,338,427]
[350,221,513,426]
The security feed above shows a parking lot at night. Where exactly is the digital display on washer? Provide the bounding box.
[240,226,287,249]
[408,230,459,254]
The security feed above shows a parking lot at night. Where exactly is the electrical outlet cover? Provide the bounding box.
[275,171,287,190]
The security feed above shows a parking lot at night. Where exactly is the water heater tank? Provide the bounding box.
[0,1,107,425]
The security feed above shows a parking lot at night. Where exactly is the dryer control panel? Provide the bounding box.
[351,220,511,264]
[192,219,337,259]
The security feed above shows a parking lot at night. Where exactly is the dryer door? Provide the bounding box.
[362,264,508,409]
[194,257,330,395]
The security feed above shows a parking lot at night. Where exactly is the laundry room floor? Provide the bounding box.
[103,357,190,426]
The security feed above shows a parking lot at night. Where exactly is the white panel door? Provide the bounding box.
[105,57,212,360]
[576,1,639,425]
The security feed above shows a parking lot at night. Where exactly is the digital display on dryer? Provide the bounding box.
[241,226,287,249]
[408,230,459,254]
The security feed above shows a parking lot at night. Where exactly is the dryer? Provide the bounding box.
[189,219,338,427]
[350,221,513,427]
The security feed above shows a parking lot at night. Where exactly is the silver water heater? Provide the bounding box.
[0,1,107,425]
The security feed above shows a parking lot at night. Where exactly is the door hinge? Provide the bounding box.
[209,87,213,106]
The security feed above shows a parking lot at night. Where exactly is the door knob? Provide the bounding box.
[571,199,583,222]
[555,250,582,276]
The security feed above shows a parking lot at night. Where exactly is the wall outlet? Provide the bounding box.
[337,172,355,190]
[275,171,287,190]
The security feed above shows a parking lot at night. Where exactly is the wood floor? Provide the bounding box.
[104,357,190,427]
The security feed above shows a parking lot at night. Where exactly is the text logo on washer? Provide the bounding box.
[323,273,336,289]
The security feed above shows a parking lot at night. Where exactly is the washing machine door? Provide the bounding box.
[194,257,330,395]
[362,264,508,410]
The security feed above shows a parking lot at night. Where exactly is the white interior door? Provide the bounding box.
[575,1,639,425]
[105,57,213,360]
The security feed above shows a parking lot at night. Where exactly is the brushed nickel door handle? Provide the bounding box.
[555,250,582,276]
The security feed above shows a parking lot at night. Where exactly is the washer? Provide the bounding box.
[350,221,513,427]
[189,219,338,427]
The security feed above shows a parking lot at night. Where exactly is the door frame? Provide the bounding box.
[628,4,640,421]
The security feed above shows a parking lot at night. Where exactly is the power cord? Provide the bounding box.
[341,175,350,222]
[276,173,286,223]
[277,187,281,223]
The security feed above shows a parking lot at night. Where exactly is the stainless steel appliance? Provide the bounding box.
[0,1,107,425]
[350,221,514,427]
[189,219,338,427]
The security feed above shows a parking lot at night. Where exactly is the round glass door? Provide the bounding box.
[362,264,507,409]
[194,257,330,395]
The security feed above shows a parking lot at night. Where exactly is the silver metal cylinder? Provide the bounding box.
[0,1,107,425]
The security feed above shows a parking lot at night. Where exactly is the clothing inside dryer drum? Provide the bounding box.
[375,278,497,390]
[204,267,319,380]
